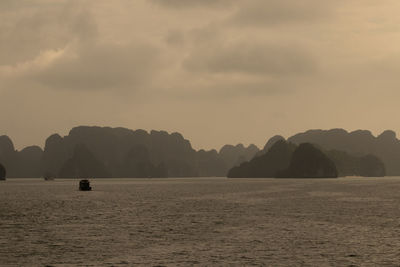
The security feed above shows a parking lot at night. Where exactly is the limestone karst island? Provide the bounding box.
[0,126,393,179]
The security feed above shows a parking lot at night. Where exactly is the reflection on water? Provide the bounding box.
[1,177,399,266]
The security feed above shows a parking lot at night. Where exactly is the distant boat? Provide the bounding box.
[79,179,92,191]
[0,163,5,181]
[43,172,55,181]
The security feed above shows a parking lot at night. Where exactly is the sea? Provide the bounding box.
[1,177,400,266]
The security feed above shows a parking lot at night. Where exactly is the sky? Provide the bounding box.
[1,0,400,151]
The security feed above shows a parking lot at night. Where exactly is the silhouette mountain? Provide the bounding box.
[288,129,398,175]
[0,135,18,177]
[228,140,338,178]
[42,126,198,178]
[0,126,260,178]
[228,137,384,178]
[262,135,285,153]
[18,146,43,177]
[118,145,167,178]
[219,144,259,168]
[58,143,111,178]
[278,143,338,178]
[327,150,385,177]
[42,134,67,178]
[0,126,394,178]
[228,140,296,178]
[196,149,227,177]
[0,136,43,177]
[39,126,256,178]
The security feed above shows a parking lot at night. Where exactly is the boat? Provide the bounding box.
[0,163,6,181]
[79,179,92,191]
[43,172,55,181]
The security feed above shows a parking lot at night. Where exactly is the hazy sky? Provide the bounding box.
[1,0,400,150]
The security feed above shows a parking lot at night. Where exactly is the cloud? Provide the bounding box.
[183,41,316,76]
[229,0,339,26]
[165,30,185,46]
[0,1,97,66]
[0,1,164,92]
[23,42,163,91]
[150,0,235,9]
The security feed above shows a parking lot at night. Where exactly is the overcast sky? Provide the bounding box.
[1,0,400,150]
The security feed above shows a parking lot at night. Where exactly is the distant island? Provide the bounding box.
[0,126,258,178]
[228,140,384,178]
[0,126,395,178]
[228,141,339,178]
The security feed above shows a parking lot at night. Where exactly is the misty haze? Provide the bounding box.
[1,0,400,266]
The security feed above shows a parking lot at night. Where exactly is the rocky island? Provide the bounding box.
[227,140,295,178]
[228,141,338,178]
[0,126,393,178]
[228,137,386,178]
[278,143,338,178]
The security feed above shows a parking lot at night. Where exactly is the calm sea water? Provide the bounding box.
[1,177,400,266]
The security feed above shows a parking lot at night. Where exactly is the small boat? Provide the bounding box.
[43,171,55,181]
[0,163,6,180]
[79,179,92,191]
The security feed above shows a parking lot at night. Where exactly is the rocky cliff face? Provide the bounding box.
[0,126,394,178]
[228,141,339,178]
[256,135,285,156]
[357,155,386,177]
[42,134,68,177]
[228,140,296,178]
[0,135,18,176]
[228,139,386,178]
[118,145,167,178]
[327,150,385,177]
[41,126,257,178]
[196,149,227,177]
[18,146,43,177]
[0,126,261,178]
[219,143,259,168]
[288,129,399,175]
[58,144,111,178]
[0,136,43,177]
[279,143,338,178]
[42,126,199,178]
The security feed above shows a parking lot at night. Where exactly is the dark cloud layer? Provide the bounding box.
[151,0,235,9]
[229,0,335,26]
[0,1,96,66]
[184,41,315,76]
[151,0,338,26]
[31,43,162,91]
